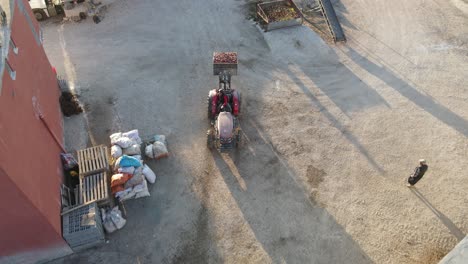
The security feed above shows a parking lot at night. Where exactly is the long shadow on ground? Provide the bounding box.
[282,66,386,175]
[210,114,372,263]
[410,188,465,242]
[345,47,468,137]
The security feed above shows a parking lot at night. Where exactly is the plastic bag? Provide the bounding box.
[119,189,136,201]
[114,137,134,149]
[132,155,143,165]
[118,155,141,168]
[110,132,122,145]
[142,164,156,184]
[123,144,141,156]
[118,166,135,174]
[111,173,131,188]
[103,220,117,233]
[124,175,144,189]
[60,153,78,170]
[111,185,124,194]
[154,135,166,145]
[145,144,154,159]
[134,180,150,199]
[101,208,117,233]
[111,173,124,182]
[115,188,132,199]
[123,130,142,145]
[114,156,122,170]
[124,169,145,189]
[109,206,126,230]
[119,178,150,201]
[111,145,123,159]
[152,141,169,159]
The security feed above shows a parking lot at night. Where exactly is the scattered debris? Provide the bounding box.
[60,91,83,117]
[62,0,110,23]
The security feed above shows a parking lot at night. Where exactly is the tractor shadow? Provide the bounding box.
[210,116,372,263]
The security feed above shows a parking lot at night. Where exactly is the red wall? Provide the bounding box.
[0,169,65,254]
[0,0,66,256]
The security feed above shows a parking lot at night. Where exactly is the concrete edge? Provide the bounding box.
[439,236,468,264]
[0,242,72,264]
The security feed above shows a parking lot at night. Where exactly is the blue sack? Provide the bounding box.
[119,155,141,168]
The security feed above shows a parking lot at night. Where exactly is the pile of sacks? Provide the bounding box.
[110,130,142,159]
[144,135,169,160]
[109,130,157,201]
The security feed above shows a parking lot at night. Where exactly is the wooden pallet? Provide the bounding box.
[77,145,109,177]
[79,172,110,205]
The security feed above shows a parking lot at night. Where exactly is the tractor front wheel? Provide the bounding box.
[33,9,47,21]
[235,130,242,147]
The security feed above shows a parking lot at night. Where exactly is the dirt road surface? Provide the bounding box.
[43,0,468,263]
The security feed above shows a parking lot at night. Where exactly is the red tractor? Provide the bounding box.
[207,52,242,151]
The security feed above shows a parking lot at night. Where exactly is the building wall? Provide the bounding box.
[0,0,67,258]
[0,169,66,256]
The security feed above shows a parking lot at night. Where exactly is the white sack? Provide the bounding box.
[142,164,156,184]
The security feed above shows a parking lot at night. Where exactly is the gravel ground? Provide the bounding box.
[42,0,468,263]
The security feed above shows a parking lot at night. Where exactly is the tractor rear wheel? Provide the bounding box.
[235,130,242,147]
[237,92,241,115]
[207,129,215,149]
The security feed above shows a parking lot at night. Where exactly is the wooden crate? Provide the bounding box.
[77,145,109,177]
[213,52,238,75]
[79,172,110,205]
[257,0,303,32]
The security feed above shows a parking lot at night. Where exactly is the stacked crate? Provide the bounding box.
[62,202,104,251]
[77,145,109,177]
[256,0,303,32]
[79,172,109,205]
[77,145,111,206]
